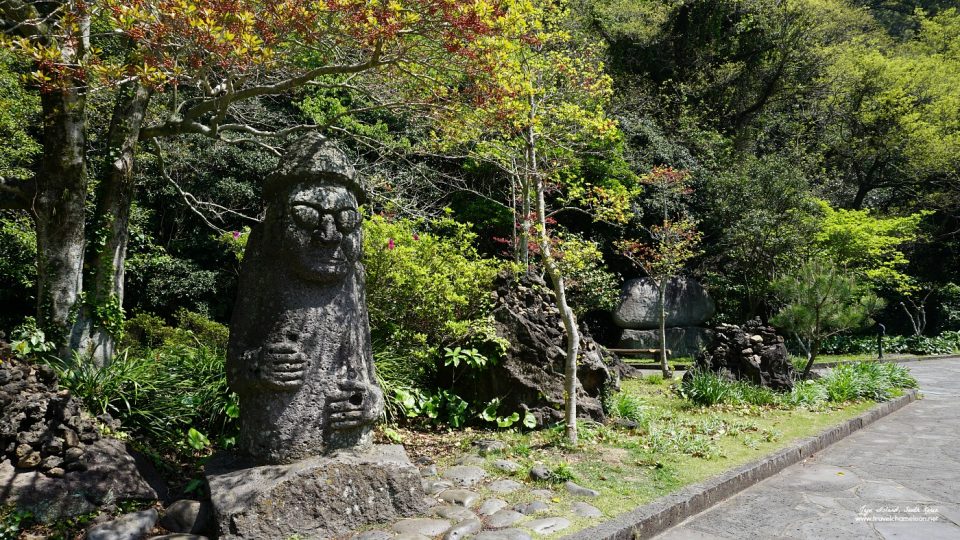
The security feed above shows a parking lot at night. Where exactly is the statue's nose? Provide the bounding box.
[314,214,342,244]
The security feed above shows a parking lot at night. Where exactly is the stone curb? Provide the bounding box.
[561,388,920,540]
[815,354,960,369]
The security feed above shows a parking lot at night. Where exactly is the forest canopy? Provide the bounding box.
[2,0,959,389]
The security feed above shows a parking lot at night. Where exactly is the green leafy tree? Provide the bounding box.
[554,233,621,316]
[818,9,960,208]
[813,200,929,293]
[698,156,822,319]
[771,258,885,378]
[1,0,526,365]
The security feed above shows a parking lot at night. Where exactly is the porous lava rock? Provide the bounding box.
[0,358,99,475]
[688,318,796,391]
[211,134,425,539]
[0,357,158,522]
[227,133,383,464]
[455,271,632,425]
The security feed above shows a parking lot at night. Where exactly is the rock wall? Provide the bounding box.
[0,359,99,476]
[688,318,796,390]
[0,358,158,522]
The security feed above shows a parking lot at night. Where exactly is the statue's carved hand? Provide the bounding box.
[327,379,383,430]
[258,339,307,391]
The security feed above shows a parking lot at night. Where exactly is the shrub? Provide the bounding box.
[365,215,503,355]
[820,332,960,356]
[172,309,230,350]
[0,506,32,540]
[365,214,506,419]
[122,313,177,350]
[849,361,894,401]
[46,344,238,458]
[125,253,220,319]
[122,310,229,352]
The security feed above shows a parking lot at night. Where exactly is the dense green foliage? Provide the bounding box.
[43,312,237,460]
[821,331,960,356]
[3,0,959,341]
[364,214,521,427]
[1,0,958,453]
[364,214,505,361]
[0,52,39,182]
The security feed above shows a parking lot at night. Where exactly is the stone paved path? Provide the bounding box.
[656,359,960,540]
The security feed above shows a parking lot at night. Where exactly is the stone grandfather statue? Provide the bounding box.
[210,135,424,539]
[227,133,383,463]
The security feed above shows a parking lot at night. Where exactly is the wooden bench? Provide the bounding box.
[607,348,671,364]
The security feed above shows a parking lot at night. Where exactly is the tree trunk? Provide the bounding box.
[535,177,579,445]
[34,87,88,360]
[801,340,820,379]
[526,94,578,445]
[850,178,873,210]
[659,277,671,378]
[519,168,532,269]
[73,83,152,366]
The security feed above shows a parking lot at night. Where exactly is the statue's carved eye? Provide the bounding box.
[337,209,360,232]
[291,204,320,229]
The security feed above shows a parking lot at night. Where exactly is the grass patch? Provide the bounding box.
[679,361,916,408]
[387,362,916,538]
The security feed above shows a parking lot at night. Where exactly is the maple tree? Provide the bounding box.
[430,0,634,444]
[618,167,701,379]
[1,0,525,364]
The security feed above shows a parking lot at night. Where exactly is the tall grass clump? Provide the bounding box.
[731,382,780,406]
[677,361,916,409]
[820,364,863,402]
[679,370,733,406]
[609,392,650,424]
[47,345,237,456]
[819,361,918,403]
[879,362,919,389]
[787,380,829,407]
[374,346,432,423]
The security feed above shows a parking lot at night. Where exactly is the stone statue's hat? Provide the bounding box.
[264,133,366,203]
